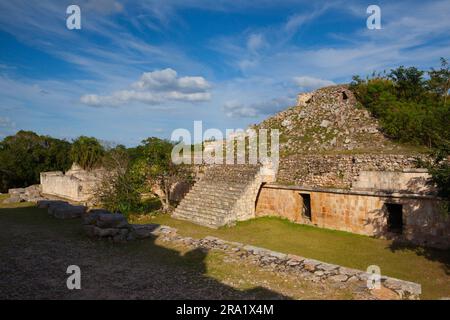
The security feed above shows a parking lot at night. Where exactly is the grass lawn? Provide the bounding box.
[134,213,450,299]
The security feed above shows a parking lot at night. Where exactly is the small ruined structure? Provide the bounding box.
[173,85,450,249]
[40,163,102,203]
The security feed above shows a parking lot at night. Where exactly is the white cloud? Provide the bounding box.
[81,68,211,107]
[223,96,292,118]
[247,33,266,52]
[293,76,335,90]
[132,68,210,93]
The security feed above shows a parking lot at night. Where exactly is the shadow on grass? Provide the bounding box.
[0,206,291,300]
[388,240,450,276]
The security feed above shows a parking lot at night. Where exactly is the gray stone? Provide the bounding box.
[37,200,63,209]
[132,224,157,239]
[47,202,69,215]
[8,188,25,196]
[287,259,301,266]
[94,227,120,237]
[52,204,86,219]
[303,258,321,271]
[267,250,287,260]
[317,263,338,272]
[96,213,128,228]
[329,274,349,282]
[338,267,361,277]
[203,236,220,242]
[243,245,266,255]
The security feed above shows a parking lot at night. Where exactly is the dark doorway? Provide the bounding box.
[300,193,311,220]
[386,203,403,234]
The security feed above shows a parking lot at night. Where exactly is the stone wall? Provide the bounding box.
[40,164,102,203]
[156,230,421,299]
[277,154,428,189]
[255,185,450,249]
[353,169,434,193]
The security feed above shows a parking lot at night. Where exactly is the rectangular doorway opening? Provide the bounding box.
[300,193,311,221]
[386,203,403,234]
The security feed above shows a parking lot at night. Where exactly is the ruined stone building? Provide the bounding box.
[173,86,450,250]
[40,163,103,204]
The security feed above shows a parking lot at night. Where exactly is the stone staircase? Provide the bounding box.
[172,164,271,228]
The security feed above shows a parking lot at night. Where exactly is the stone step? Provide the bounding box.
[183,190,242,201]
[176,202,231,215]
[173,210,225,226]
[181,195,236,207]
[172,164,262,228]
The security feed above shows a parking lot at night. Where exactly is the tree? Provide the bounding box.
[141,137,192,212]
[388,66,425,101]
[93,146,145,214]
[349,59,450,148]
[428,57,450,105]
[70,136,105,170]
[0,131,71,192]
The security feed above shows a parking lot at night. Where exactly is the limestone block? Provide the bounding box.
[95,213,128,228]
[131,224,158,239]
[53,205,86,219]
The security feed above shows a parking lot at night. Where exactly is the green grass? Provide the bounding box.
[137,214,450,299]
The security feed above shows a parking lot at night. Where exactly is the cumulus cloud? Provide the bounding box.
[81,68,211,107]
[223,97,292,118]
[293,76,335,90]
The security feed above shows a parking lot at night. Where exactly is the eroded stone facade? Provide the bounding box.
[255,185,449,249]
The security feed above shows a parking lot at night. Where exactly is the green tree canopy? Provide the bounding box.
[70,136,105,170]
[0,130,72,192]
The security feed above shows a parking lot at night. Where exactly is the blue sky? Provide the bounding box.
[0,0,449,146]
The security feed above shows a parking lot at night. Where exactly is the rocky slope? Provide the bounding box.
[255,85,419,156]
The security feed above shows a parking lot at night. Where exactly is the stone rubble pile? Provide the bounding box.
[151,227,421,300]
[38,200,87,219]
[4,185,45,203]
[81,209,158,243]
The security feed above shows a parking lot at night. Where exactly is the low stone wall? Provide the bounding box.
[277,154,428,189]
[255,185,450,249]
[150,227,421,300]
